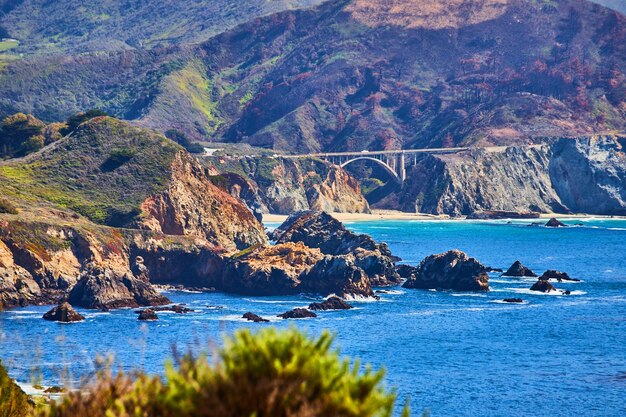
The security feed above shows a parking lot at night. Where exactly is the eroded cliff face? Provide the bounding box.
[140,151,268,251]
[209,157,370,215]
[396,136,626,216]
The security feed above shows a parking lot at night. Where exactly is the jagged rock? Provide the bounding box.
[530,279,557,292]
[402,250,489,291]
[0,240,42,308]
[272,211,400,286]
[309,296,353,311]
[300,255,375,298]
[467,210,540,220]
[131,256,149,282]
[502,298,524,303]
[277,308,317,319]
[68,263,169,309]
[502,261,537,277]
[138,309,158,321]
[539,270,580,282]
[222,243,323,295]
[243,312,269,322]
[396,264,418,279]
[545,218,567,227]
[42,302,84,322]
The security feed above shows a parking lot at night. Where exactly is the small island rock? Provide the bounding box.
[502,298,524,303]
[277,308,317,319]
[539,270,580,282]
[43,302,85,322]
[530,279,557,293]
[309,296,353,311]
[502,261,537,277]
[402,250,489,291]
[545,218,567,227]
[243,312,269,322]
[138,309,158,321]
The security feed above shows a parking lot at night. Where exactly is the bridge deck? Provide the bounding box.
[283,147,470,158]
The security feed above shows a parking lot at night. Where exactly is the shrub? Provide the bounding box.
[32,328,406,417]
[0,360,31,417]
[0,198,18,214]
[165,129,204,154]
[62,109,109,135]
[0,113,46,158]
[100,148,137,171]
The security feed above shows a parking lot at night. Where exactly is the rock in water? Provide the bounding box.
[278,308,317,319]
[43,302,84,322]
[502,261,537,277]
[272,211,400,286]
[396,264,418,279]
[242,312,269,322]
[540,270,580,282]
[138,309,158,321]
[68,263,169,309]
[299,255,375,298]
[530,279,557,293]
[402,250,489,291]
[309,296,353,311]
[545,218,567,227]
[502,298,524,303]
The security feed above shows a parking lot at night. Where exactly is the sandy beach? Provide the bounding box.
[263,210,626,223]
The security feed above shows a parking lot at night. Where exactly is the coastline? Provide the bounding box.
[263,210,626,223]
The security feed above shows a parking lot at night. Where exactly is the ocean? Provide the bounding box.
[1,218,625,416]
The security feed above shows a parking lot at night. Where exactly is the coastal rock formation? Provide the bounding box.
[502,298,524,303]
[466,210,540,220]
[545,218,567,228]
[396,264,418,280]
[309,296,353,311]
[0,239,42,308]
[222,242,374,298]
[222,243,323,295]
[540,270,580,282]
[272,211,400,286]
[530,279,557,293]
[278,308,317,319]
[502,261,537,277]
[139,150,268,252]
[42,302,84,322]
[300,255,375,298]
[207,157,370,215]
[243,312,269,322]
[138,309,158,321]
[402,250,489,291]
[68,263,169,309]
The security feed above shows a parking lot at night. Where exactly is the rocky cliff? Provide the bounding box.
[392,135,626,216]
[207,156,370,215]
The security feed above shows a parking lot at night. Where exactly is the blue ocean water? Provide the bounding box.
[1,218,625,416]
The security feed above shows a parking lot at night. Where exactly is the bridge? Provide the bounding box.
[284,147,469,184]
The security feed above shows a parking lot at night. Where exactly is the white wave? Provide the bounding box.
[344,294,380,302]
[504,288,587,296]
[375,289,405,295]
[490,299,529,305]
[450,293,487,297]
[6,310,40,315]
[242,298,305,305]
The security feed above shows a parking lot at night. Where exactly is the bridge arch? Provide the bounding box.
[339,156,402,184]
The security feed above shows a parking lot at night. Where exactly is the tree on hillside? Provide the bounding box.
[62,109,109,135]
[0,113,46,158]
[165,129,205,154]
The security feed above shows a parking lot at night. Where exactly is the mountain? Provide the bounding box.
[0,0,624,153]
[0,0,323,55]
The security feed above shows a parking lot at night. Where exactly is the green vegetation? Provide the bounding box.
[0,39,19,52]
[0,113,46,158]
[165,129,205,154]
[0,360,31,417]
[61,109,109,135]
[30,327,405,417]
[0,198,18,214]
[0,117,182,227]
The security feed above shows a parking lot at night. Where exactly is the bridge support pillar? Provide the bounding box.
[400,152,406,183]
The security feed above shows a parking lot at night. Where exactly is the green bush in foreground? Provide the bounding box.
[33,328,407,417]
[0,360,31,417]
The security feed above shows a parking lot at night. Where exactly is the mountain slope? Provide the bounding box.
[1,0,624,152]
[0,0,323,55]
